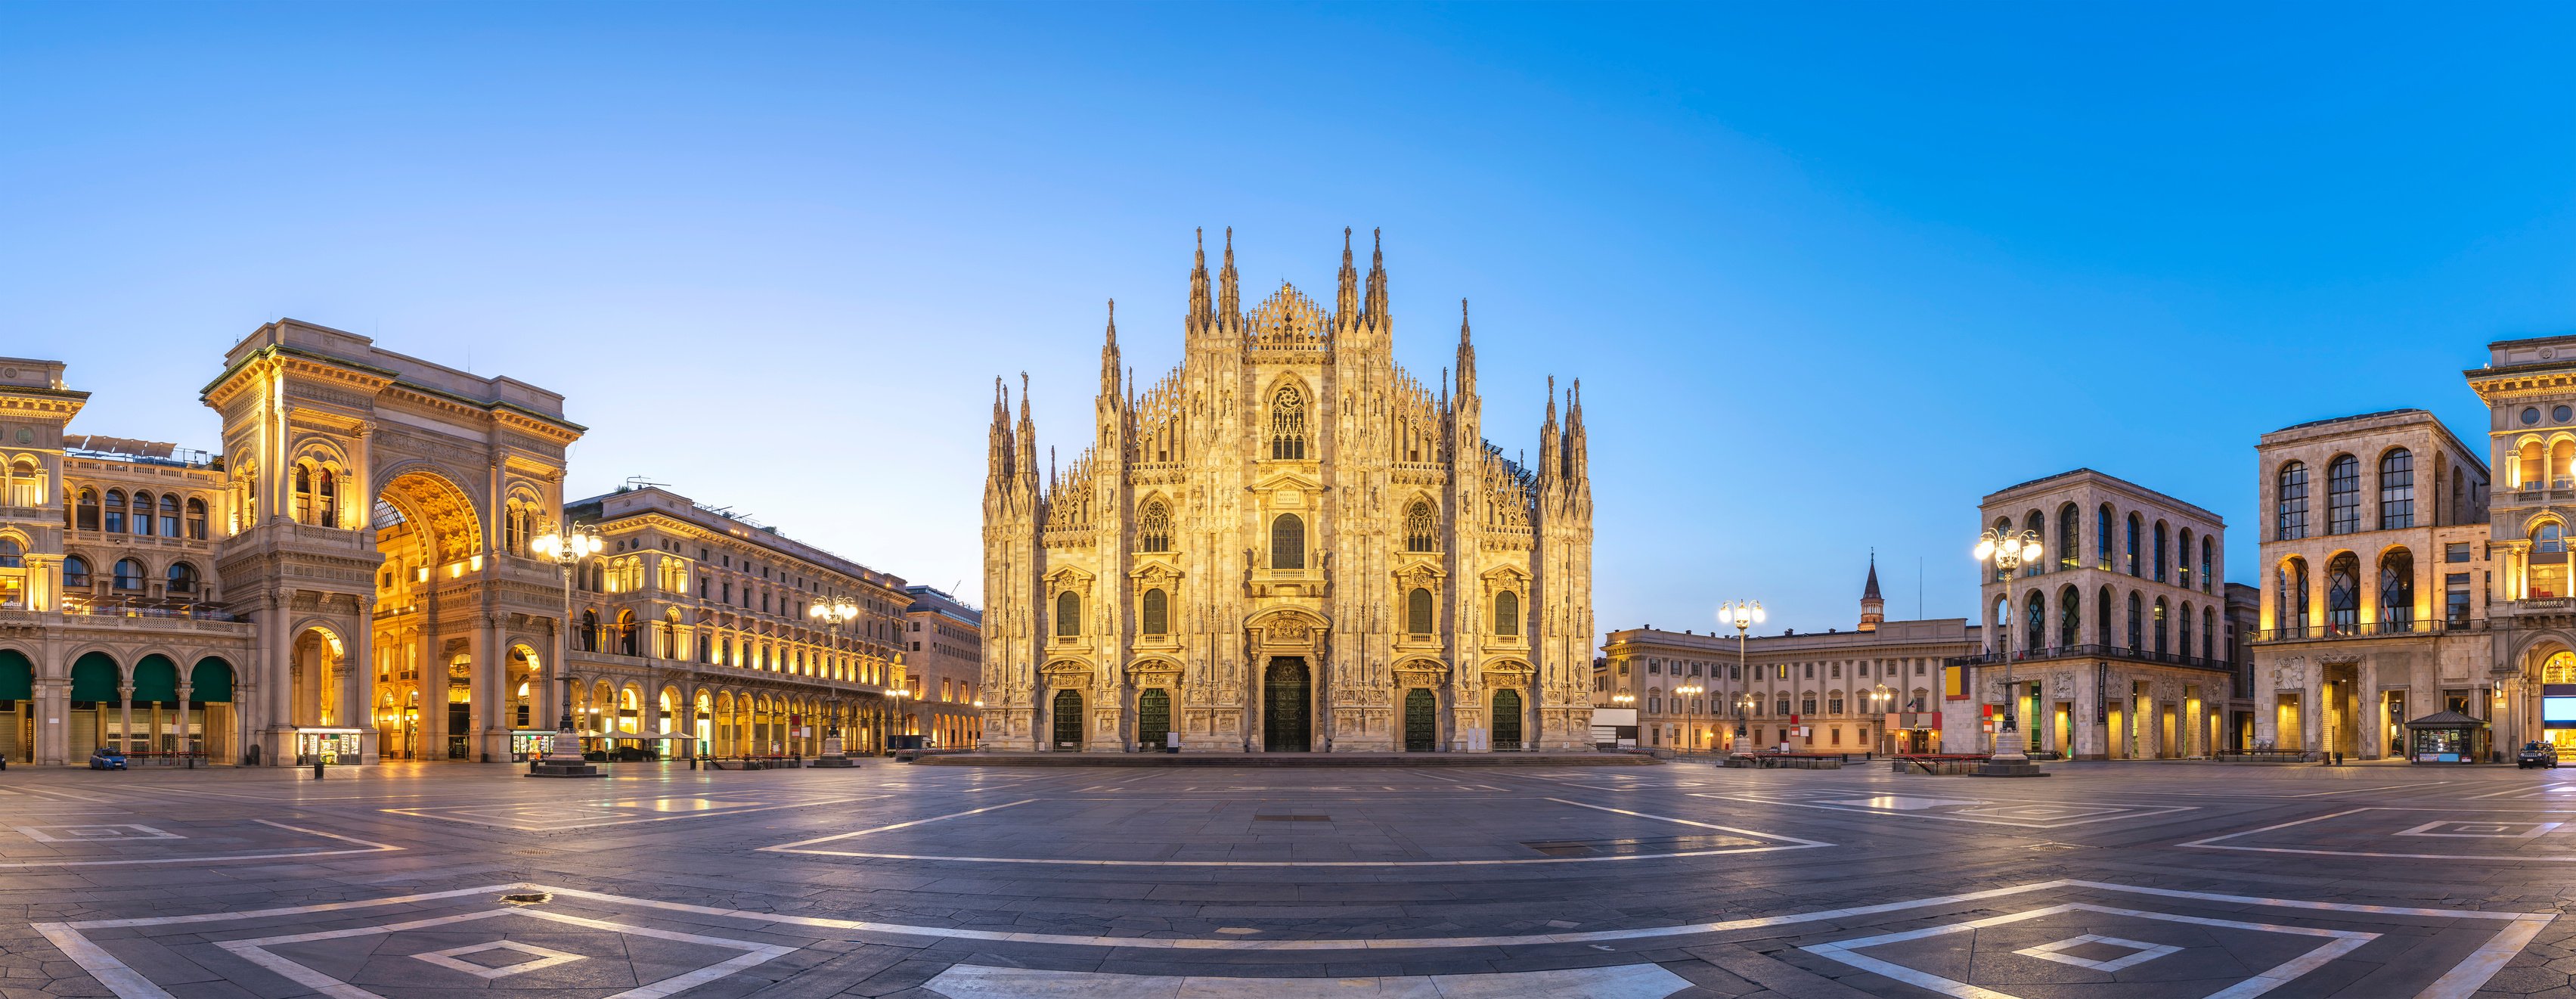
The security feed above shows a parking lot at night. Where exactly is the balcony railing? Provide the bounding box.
[2255,618,2488,641]
[1947,644,2236,672]
[57,597,241,622]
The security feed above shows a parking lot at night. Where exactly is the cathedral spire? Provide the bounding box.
[1454,299,1478,398]
[1100,299,1121,399]
[1217,225,1240,324]
[1335,227,1359,321]
[1189,228,1211,329]
[1364,227,1388,321]
[1015,372,1038,494]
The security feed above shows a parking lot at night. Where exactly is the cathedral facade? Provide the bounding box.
[981,231,1595,752]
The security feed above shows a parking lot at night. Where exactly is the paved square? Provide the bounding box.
[4,760,2572,997]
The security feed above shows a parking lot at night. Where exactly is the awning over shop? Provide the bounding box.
[2404,710,2488,729]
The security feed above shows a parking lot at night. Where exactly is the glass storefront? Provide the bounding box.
[295,728,363,765]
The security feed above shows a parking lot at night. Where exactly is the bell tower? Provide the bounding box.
[1859,554,1885,632]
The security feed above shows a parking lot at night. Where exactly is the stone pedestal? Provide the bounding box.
[528,727,602,778]
[812,734,857,768]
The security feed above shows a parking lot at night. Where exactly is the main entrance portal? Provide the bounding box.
[1404,689,1437,752]
[1263,657,1310,752]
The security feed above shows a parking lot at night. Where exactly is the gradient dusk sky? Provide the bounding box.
[5,4,2573,637]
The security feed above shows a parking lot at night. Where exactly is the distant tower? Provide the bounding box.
[1859,553,1885,631]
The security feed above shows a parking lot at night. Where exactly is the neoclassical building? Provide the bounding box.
[1,320,902,766]
[2249,409,2492,759]
[981,230,1595,752]
[1955,470,2259,759]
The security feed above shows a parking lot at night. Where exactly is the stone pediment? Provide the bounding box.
[1254,468,1323,495]
[1129,557,1184,585]
[1046,566,1096,596]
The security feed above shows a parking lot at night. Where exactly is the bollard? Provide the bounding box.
[313,761,325,780]
[690,757,698,771]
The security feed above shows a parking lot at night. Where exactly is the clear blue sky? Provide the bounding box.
[5,4,2572,636]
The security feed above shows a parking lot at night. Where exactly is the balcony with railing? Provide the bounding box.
[1947,643,2237,674]
[2255,617,2489,642]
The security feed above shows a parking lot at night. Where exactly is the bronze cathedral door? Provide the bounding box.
[1263,657,1310,752]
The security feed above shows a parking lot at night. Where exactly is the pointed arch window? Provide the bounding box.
[1138,501,1172,552]
[1405,501,1437,552]
[2277,462,2310,540]
[1494,590,1520,636]
[1271,513,1305,569]
[1141,588,1168,636]
[2379,448,2414,529]
[1056,590,1081,638]
[1269,385,1307,460]
[1407,587,1434,635]
[2326,455,2361,534]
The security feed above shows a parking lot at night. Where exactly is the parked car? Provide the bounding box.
[87,748,128,771]
[2519,742,2559,769]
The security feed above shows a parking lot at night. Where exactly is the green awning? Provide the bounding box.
[191,657,234,703]
[70,653,119,701]
[0,649,30,700]
[131,655,178,703]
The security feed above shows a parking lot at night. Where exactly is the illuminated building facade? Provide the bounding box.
[981,231,1596,752]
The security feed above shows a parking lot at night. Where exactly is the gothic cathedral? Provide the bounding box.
[981,231,1595,752]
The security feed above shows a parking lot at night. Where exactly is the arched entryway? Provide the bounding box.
[0,649,31,762]
[191,656,234,761]
[1137,688,1171,751]
[67,652,119,760]
[1492,688,1524,752]
[1051,688,1084,749]
[1263,657,1312,752]
[1404,689,1437,752]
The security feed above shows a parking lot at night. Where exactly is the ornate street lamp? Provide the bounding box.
[1719,600,1764,755]
[530,523,603,776]
[808,598,860,766]
[1975,526,2044,766]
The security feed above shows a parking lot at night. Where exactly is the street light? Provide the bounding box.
[1675,682,1704,752]
[1719,600,1764,755]
[1867,684,1893,755]
[887,685,913,748]
[531,524,603,771]
[1975,526,2044,765]
[808,598,858,762]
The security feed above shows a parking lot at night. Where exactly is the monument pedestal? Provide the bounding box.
[526,728,603,778]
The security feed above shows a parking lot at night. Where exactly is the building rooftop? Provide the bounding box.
[1982,467,2223,526]
[569,483,905,591]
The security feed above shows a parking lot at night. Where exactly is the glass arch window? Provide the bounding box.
[2179,602,2194,659]
[2153,598,2168,656]
[113,557,144,590]
[1408,587,1434,635]
[2545,650,2576,684]
[0,537,17,569]
[2125,513,2141,576]
[1271,513,1305,569]
[2025,590,2045,650]
[166,562,198,594]
[2201,536,2215,594]
[2326,553,2361,633]
[2023,510,2044,576]
[75,488,99,531]
[2057,503,2079,571]
[158,494,180,537]
[2381,548,2414,631]
[1494,591,1519,636]
[1056,591,1080,638]
[2203,607,2216,660]
[2058,585,2081,647]
[104,489,126,533]
[131,492,155,536]
[2379,448,2415,529]
[2536,522,2568,600]
[2126,591,2143,650]
[2096,505,2113,569]
[1141,588,1168,636]
[2277,462,2310,540]
[2326,455,2361,534]
[2153,523,2168,582]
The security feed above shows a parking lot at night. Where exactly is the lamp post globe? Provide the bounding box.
[530,524,603,772]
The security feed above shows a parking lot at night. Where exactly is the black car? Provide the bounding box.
[2519,742,2559,769]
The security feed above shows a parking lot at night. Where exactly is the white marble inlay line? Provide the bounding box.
[383,793,885,831]
[215,905,793,999]
[1805,901,2375,999]
[2181,807,2576,860]
[0,819,398,870]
